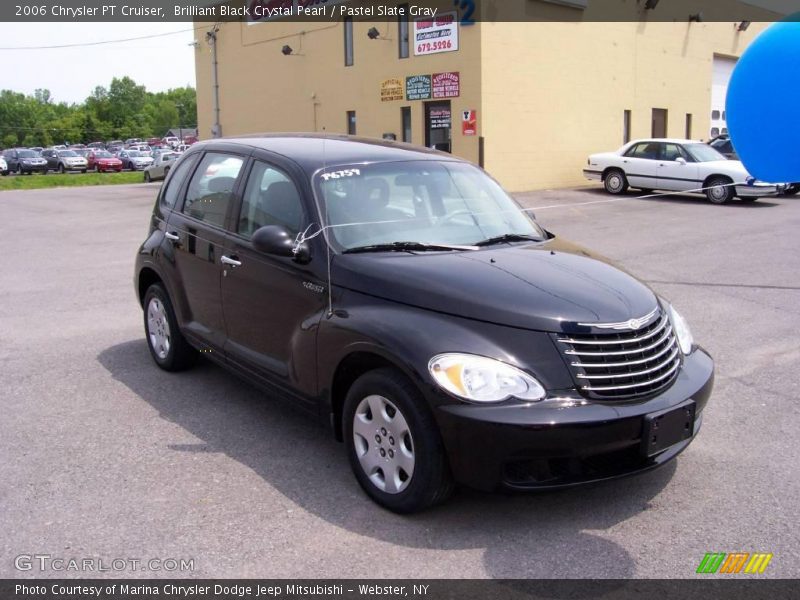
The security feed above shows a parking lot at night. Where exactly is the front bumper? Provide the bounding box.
[21,163,48,172]
[434,348,714,491]
[735,183,784,197]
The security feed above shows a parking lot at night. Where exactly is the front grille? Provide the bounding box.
[555,308,680,401]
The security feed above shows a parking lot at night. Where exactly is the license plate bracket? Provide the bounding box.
[641,400,696,457]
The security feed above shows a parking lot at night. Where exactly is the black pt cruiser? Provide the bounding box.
[134,134,714,513]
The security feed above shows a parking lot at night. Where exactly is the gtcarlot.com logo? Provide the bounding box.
[696,552,773,574]
[15,554,195,573]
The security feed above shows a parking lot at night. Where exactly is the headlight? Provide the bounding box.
[428,353,546,403]
[667,304,694,355]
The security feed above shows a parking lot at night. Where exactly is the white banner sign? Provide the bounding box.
[413,11,459,56]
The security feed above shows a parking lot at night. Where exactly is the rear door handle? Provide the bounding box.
[221,255,242,268]
[165,231,180,241]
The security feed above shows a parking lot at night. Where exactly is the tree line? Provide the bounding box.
[0,77,197,149]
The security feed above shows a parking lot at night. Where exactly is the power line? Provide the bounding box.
[0,27,198,51]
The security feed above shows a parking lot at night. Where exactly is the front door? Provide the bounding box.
[657,143,700,192]
[221,157,326,400]
[168,151,246,351]
[425,101,452,153]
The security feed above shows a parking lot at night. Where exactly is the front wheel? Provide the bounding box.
[58,164,65,174]
[344,368,454,513]
[144,171,151,183]
[705,177,734,204]
[603,169,629,195]
[143,284,198,372]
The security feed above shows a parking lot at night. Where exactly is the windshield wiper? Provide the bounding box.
[473,233,543,247]
[343,241,478,254]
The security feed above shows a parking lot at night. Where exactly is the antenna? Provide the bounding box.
[322,129,334,318]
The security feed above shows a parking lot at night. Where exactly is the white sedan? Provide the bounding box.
[584,138,786,204]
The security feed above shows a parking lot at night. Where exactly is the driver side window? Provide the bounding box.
[238,161,304,239]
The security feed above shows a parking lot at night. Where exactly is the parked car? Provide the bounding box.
[182,135,198,145]
[124,138,142,146]
[147,137,162,147]
[175,144,192,154]
[143,152,178,182]
[707,134,737,160]
[87,150,123,172]
[134,135,714,513]
[0,156,8,176]
[87,141,106,150]
[69,143,87,150]
[163,136,180,148]
[27,146,44,155]
[41,149,88,173]
[117,149,154,171]
[584,138,786,204]
[3,148,48,174]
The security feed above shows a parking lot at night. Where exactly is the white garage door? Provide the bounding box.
[710,56,737,138]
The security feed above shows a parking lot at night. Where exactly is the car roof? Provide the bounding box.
[193,133,463,173]
[628,138,704,145]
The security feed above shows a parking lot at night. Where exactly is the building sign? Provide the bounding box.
[462,109,477,136]
[432,72,460,99]
[413,12,459,56]
[429,107,451,129]
[405,75,432,101]
[380,78,404,102]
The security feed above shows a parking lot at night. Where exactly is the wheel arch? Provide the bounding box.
[329,350,418,442]
[702,173,734,188]
[602,166,625,180]
[137,266,163,308]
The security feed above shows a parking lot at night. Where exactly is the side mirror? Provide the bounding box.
[676,157,687,165]
[251,225,310,264]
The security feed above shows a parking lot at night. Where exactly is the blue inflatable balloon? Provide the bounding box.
[727,17,800,182]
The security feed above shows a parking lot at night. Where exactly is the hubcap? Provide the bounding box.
[607,174,622,192]
[709,184,727,201]
[352,395,414,494]
[146,297,171,360]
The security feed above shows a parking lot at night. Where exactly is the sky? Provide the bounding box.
[0,23,197,104]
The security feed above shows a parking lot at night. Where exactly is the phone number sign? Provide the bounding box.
[413,11,459,56]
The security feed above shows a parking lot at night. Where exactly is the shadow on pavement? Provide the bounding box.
[578,187,780,207]
[98,339,679,583]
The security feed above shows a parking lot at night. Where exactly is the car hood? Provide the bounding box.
[332,237,659,333]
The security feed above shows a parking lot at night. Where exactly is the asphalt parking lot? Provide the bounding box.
[1,183,798,579]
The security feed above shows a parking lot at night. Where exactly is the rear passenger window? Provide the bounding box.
[238,161,304,238]
[183,153,244,228]
[626,142,661,159]
[161,153,199,209]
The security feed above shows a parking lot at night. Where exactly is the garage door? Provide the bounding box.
[710,55,737,138]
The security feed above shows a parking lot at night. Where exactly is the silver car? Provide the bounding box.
[118,150,154,171]
[143,152,178,182]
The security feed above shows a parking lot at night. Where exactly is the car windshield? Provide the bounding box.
[128,151,142,157]
[684,143,726,162]
[95,151,113,158]
[18,150,36,158]
[59,150,77,157]
[314,161,544,251]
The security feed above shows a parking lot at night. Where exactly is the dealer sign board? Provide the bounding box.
[413,12,459,56]
[432,72,460,99]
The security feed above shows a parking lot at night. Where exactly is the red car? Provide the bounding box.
[88,150,123,172]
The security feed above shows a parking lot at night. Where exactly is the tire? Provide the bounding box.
[143,283,198,372]
[81,169,87,174]
[144,171,151,183]
[343,368,454,513]
[17,165,23,175]
[705,176,734,204]
[58,164,65,174]
[0,171,7,177]
[783,184,800,196]
[603,169,629,195]
[163,166,170,178]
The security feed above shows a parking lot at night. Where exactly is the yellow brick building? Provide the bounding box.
[194,0,778,191]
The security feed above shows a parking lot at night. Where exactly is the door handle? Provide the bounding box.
[164,231,180,241]
[221,255,242,268]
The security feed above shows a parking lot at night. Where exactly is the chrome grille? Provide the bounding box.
[555,309,681,400]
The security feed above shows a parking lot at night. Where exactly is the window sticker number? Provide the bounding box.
[321,168,361,181]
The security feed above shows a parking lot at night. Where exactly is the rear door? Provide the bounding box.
[220,154,325,403]
[621,142,662,189]
[166,149,247,352]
